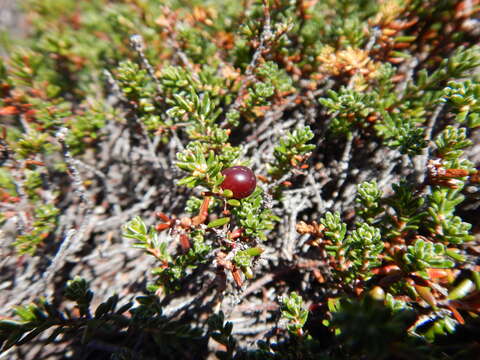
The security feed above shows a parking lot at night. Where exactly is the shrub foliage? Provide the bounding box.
[0,0,479,359]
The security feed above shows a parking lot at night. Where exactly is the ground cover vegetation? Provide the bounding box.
[0,0,479,359]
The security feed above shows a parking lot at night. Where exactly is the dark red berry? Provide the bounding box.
[221,166,256,199]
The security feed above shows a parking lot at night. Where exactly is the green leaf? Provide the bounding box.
[227,199,240,206]
[207,217,230,228]
[448,279,475,300]
[240,247,264,257]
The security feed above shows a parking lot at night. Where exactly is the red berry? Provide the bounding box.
[221,166,256,199]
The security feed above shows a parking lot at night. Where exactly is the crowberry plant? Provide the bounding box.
[0,0,479,359]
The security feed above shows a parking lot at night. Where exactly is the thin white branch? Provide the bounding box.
[415,102,444,183]
[130,34,163,93]
[332,132,355,210]
[34,229,76,298]
[282,194,310,261]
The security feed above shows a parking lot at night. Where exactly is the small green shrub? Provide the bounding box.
[1,0,479,359]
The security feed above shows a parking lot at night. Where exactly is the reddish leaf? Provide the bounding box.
[179,233,190,251]
[0,106,19,115]
[155,223,171,231]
